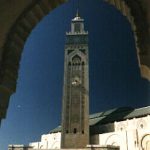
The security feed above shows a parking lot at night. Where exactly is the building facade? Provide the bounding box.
[61,12,89,148]
[28,106,150,150]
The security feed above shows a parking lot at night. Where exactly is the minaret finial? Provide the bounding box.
[76,9,79,17]
[76,0,80,17]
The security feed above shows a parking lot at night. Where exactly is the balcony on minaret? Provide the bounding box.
[65,13,88,45]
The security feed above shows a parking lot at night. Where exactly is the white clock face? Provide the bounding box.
[72,76,81,86]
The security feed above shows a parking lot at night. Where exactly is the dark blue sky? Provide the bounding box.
[0,0,150,149]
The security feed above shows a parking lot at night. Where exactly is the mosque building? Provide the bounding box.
[29,106,150,150]
[8,106,150,150]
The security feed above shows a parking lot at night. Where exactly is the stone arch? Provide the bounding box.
[0,0,67,122]
[51,141,60,149]
[105,134,121,146]
[104,0,150,81]
[112,142,118,146]
[141,134,150,150]
[0,0,150,122]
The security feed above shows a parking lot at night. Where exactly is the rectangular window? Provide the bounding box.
[74,23,81,32]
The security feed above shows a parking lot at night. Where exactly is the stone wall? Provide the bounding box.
[28,115,150,150]
[38,147,119,150]
[87,145,119,150]
[99,115,150,150]
[0,0,67,124]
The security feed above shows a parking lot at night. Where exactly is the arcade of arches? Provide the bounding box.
[0,0,150,123]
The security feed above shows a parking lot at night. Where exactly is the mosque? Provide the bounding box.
[8,13,150,150]
[25,106,150,150]
[8,106,150,150]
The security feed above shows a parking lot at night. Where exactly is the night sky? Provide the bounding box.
[0,0,150,149]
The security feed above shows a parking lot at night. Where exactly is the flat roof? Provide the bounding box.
[50,106,150,133]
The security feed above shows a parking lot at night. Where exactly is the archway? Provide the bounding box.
[0,0,149,149]
[105,134,120,146]
[141,134,150,150]
[0,0,150,123]
[2,0,150,93]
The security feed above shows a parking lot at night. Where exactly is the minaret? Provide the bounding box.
[61,12,89,148]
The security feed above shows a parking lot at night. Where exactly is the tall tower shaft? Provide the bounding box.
[61,13,89,148]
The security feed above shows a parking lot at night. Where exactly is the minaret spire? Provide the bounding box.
[76,8,79,17]
[76,0,80,17]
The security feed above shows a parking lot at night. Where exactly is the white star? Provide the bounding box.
[17,105,21,108]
